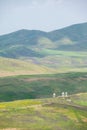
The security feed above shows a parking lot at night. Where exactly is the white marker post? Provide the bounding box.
[53,93,56,98]
[62,92,64,97]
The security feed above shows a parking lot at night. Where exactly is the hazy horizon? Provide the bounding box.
[0,0,87,35]
[0,21,87,36]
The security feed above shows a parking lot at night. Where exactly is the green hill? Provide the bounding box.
[0,22,87,70]
[0,57,54,77]
[0,72,87,102]
[0,29,47,58]
[0,93,87,130]
[0,22,87,58]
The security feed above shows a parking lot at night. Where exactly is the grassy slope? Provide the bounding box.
[0,93,87,130]
[0,30,87,72]
[0,23,87,71]
[0,57,54,77]
[29,41,87,69]
[0,72,87,101]
[1,54,87,77]
[35,49,87,68]
[71,93,87,106]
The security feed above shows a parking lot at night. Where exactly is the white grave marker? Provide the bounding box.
[62,92,64,97]
[53,93,56,98]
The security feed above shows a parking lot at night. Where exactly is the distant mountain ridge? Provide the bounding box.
[0,22,87,71]
[0,22,87,59]
[48,22,87,51]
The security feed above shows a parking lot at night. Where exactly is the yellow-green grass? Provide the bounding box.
[71,93,87,106]
[33,49,87,72]
[0,99,42,109]
[38,49,87,57]
[0,57,54,77]
[1,48,87,78]
[0,93,87,130]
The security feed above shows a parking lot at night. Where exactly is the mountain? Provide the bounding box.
[48,22,87,41]
[0,22,87,58]
[0,29,47,58]
[0,22,87,71]
[48,22,87,51]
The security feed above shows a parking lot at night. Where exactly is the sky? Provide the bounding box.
[0,0,87,35]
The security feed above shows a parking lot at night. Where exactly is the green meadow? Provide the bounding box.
[0,57,54,77]
[0,49,87,77]
[0,72,87,129]
[0,72,87,102]
[38,49,87,57]
[0,93,87,130]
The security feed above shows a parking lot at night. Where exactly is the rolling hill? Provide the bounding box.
[0,22,87,71]
[0,72,87,102]
[0,23,87,130]
[48,22,87,51]
[0,93,87,130]
[0,57,54,77]
[0,23,87,54]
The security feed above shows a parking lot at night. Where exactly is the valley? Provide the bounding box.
[0,22,87,129]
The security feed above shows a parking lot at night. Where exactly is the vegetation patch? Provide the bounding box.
[0,94,87,130]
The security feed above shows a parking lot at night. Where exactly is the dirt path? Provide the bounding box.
[44,102,87,111]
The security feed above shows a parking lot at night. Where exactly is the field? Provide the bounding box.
[0,71,87,129]
[0,49,87,77]
[0,93,87,130]
[0,72,87,101]
[38,49,87,57]
[0,57,54,77]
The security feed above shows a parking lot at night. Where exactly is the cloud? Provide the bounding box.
[29,0,64,8]
[0,0,63,9]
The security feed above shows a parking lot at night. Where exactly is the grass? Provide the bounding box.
[0,72,87,102]
[32,49,87,70]
[0,57,54,77]
[0,94,87,130]
[0,70,87,129]
[71,93,87,106]
[38,49,87,57]
[0,48,87,77]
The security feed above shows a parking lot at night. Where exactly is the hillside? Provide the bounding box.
[0,22,87,130]
[0,22,87,70]
[0,72,87,102]
[0,57,53,77]
[0,22,87,59]
[0,29,47,58]
[0,93,87,130]
[48,22,87,51]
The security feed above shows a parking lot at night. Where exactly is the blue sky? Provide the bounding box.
[0,0,87,35]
